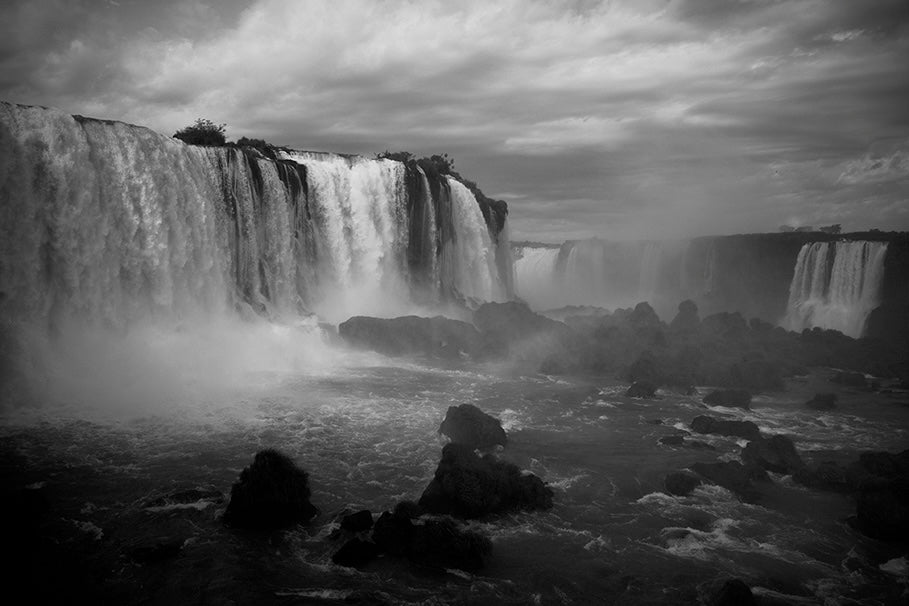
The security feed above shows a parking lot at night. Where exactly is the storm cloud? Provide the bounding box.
[1,0,907,241]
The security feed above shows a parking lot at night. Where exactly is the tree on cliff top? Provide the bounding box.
[173,118,227,146]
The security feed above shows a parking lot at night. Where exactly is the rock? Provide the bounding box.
[702,390,752,409]
[408,516,492,571]
[625,381,657,398]
[128,540,184,564]
[332,538,380,568]
[629,302,661,328]
[664,471,702,496]
[473,301,573,358]
[340,509,374,533]
[854,481,909,543]
[805,392,837,410]
[418,443,553,518]
[222,449,319,529]
[438,404,507,450]
[832,371,867,388]
[691,461,769,501]
[628,351,659,385]
[705,579,757,606]
[742,435,805,474]
[858,450,909,479]
[143,488,224,508]
[690,415,761,441]
[659,435,685,447]
[793,461,858,492]
[372,503,419,557]
[338,315,481,359]
[669,299,700,333]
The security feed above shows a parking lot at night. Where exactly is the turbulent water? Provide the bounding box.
[784,241,889,338]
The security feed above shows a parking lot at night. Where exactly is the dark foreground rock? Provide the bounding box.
[742,435,805,474]
[332,538,380,568]
[691,461,769,502]
[338,315,481,359]
[625,381,657,398]
[702,389,752,409]
[854,481,909,542]
[222,449,318,529]
[419,443,553,518]
[438,404,507,450]
[664,471,702,496]
[340,509,374,533]
[704,578,757,606]
[690,415,761,441]
[805,392,837,410]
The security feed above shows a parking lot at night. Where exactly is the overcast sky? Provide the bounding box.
[1,0,907,242]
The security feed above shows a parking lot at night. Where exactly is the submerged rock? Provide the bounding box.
[419,443,553,518]
[702,390,752,409]
[742,435,805,475]
[340,509,374,533]
[128,539,185,564]
[704,578,757,606]
[691,461,769,502]
[372,502,420,557]
[222,449,318,529]
[664,471,702,496]
[625,381,657,398]
[332,538,380,568]
[438,404,507,450]
[338,315,480,359]
[805,392,837,410]
[690,415,761,441]
[408,516,492,571]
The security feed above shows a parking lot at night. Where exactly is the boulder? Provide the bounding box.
[742,435,805,474]
[473,301,573,358]
[690,415,761,441]
[628,351,660,385]
[372,502,420,557]
[669,299,700,333]
[332,538,380,568]
[691,461,769,502]
[340,509,374,533]
[438,404,507,450]
[805,393,837,410]
[793,461,858,492]
[658,435,685,447]
[128,539,184,564]
[408,516,492,571]
[664,471,702,496]
[625,381,657,398]
[702,390,752,409]
[418,443,553,518]
[705,579,757,606]
[222,449,318,529]
[854,481,909,542]
[338,315,480,359]
[832,371,867,388]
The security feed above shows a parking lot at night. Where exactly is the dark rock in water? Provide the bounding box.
[832,370,867,388]
[338,315,480,359]
[664,471,702,496]
[438,404,507,450]
[858,450,909,479]
[128,540,184,564]
[222,449,319,529]
[659,435,685,447]
[702,389,752,409]
[419,443,553,518]
[628,351,660,385]
[372,502,421,557]
[409,516,492,571]
[793,461,857,492]
[646,418,664,425]
[742,435,805,474]
[705,578,757,606]
[143,488,223,508]
[854,481,909,542]
[805,392,837,410]
[473,301,573,358]
[332,538,380,568]
[690,415,761,441]
[691,461,768,501]
[625,381,657,398]
[340,509,374,533]
[670,299,700,333]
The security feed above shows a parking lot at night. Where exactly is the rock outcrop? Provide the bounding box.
[438,404,507,450]
[690,415,761,441]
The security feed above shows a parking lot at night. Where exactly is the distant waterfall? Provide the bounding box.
[0,102,512,330]
[784,241,888,337]
[512,245,561,308]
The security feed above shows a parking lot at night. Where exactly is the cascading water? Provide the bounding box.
[513,245,561,308]
[784,240,888,337]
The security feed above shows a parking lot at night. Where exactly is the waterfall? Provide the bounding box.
[784,240,888,337]
[0,102,513,331]
[512,245,561,309]
[638,241,662,304]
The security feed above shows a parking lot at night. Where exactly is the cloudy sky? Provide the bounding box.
[1,0,907,242]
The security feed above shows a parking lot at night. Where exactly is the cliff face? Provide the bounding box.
[0,101,513,329]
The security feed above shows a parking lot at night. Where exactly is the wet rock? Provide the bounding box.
[338,315,481,359]
[625,381,657,398]
[702,390,752,409]
[143,488,223,508]
[854,481,909,543]
[664,471,702,496]
[438,404,507,450]
[659,435,685,447]
[793,461,858,492]
[858,450,909,479]
[408,516,492,571]
[691,461,769,502]
[418,443,553,518]
[742,435,805,474]
[372,503,419,557]
[128,539,184,564]
[690,415,761,441]
[669,299,700,333]
[340,509,374,533]
[332,538,380,568]
[222,449,318,529]
[705,578,757,606]
[805,392,837,410]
